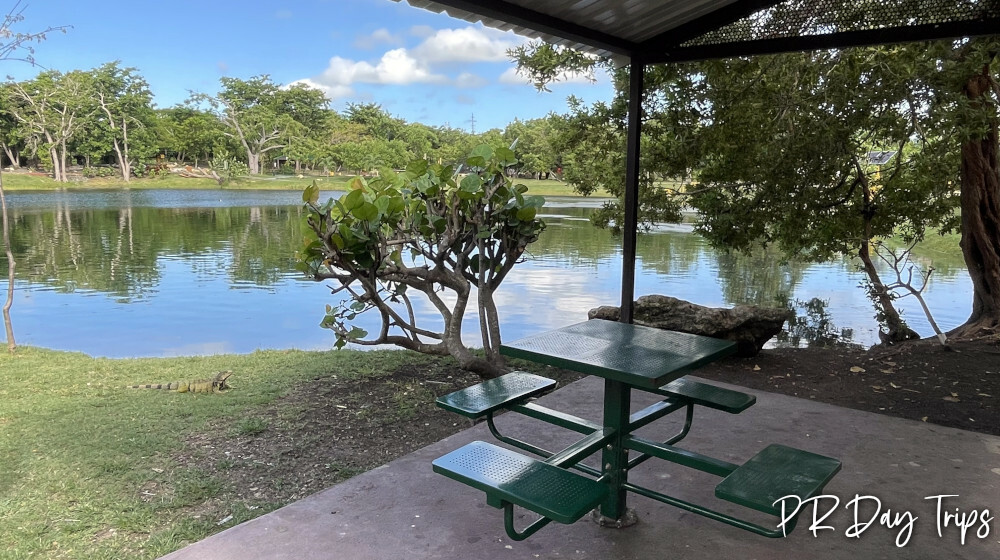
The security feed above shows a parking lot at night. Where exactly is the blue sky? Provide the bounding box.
[4,0,614,131]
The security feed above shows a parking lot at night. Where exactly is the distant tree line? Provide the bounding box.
[1,69,566,182]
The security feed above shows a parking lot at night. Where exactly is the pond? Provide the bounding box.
[0,189,973,357]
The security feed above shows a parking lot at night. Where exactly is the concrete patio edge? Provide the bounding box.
[161,376,1000,560]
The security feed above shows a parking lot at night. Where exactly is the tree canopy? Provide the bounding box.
[514,36,1000,342]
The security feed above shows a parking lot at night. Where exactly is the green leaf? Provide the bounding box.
[460,174,483,192]
[348,326,368,339]
[523,195,545,208]
[516,206,537,221]
[471,144,494,160]
[352,201,379,221]
[495,146,516,165]
[466,156,486,168]
[406,159,429,176]
[374,195,392,217]
[342,189,364,211]
[302,182,320,204]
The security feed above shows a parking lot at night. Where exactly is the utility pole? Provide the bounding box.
[469,113,476,135]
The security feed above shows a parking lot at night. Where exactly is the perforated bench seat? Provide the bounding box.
[715,444,842,517]
[652,377,756,414]
[432,441,608,524]
[436,372,556,418]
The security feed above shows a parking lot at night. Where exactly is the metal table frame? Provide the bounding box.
[494,319,804,537]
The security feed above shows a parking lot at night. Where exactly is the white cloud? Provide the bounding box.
[308,48,447,94]
[286,78,352,100]
[274,9,293,19]
[354,28,402,50]
[293,26,534,101]
[412,27,523,63]
[455,72,487,88]
[498,67,594,86]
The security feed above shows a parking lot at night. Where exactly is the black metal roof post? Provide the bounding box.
[619,55,644,325]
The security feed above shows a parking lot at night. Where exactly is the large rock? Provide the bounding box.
[588,295,792,357]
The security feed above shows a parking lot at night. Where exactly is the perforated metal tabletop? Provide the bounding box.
[500,320,736,389]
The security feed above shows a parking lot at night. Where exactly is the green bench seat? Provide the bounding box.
[436,372,556,418]
[433,440,608,524]
[652,377,756,414]
[715,444,842,517]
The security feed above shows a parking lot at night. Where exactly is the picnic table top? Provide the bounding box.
[500,320,736,390]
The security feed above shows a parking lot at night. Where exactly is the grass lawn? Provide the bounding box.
[0,347,468,559]
[0,172,607,198]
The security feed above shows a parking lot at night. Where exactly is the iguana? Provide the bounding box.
[129,371,233,393]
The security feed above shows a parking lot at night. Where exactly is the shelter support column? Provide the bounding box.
[619,56,644,324]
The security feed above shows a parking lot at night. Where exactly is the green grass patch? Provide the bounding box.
[231,417,269,436]
[1,171,605,197]
[0,346,421,559]
[515,178,610,197]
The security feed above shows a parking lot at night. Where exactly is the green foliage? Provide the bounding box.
[515,36,1000,337]
[232,417,269,436]
[298,146,545,375]
[210,155,250,184]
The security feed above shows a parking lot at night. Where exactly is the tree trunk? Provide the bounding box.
[111,136,131,182]
[0,168,15,353]
[952,69,1000,338]
[48,145,61,182]
[1,145,20,169]
[859,179,920,343]
[248,151,260,175]
[446,285,506,378]
[858,242,921,344]
[58,141,69,183]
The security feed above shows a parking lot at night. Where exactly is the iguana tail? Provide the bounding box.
[129,371,233,393]
[130,382,185,390]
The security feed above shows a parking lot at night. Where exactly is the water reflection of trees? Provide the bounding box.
[773,297,860,349]
[4,203,305,299]
[715,249,807,307]
[0,199,968,348]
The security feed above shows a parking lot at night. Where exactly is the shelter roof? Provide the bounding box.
[396,0,999,63]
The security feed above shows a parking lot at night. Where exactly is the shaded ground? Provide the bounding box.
[694,337,1000,436]
[172,337,999,524]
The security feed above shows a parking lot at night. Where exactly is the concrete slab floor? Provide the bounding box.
[161,376,1000,560]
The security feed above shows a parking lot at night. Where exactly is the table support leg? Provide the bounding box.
[596,379,638,527]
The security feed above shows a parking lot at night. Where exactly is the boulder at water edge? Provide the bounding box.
[588,295,792,357]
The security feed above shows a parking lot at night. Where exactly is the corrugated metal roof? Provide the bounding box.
[395,0,1000,64]
[398,0,744,63]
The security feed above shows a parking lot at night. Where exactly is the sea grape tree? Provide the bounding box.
[297,145,545,378]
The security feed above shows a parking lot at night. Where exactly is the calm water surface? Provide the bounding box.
[0,189,973,357]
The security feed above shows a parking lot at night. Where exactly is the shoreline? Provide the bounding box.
[0,171,609,198]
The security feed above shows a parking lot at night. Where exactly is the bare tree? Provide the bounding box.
[873,241,948,346]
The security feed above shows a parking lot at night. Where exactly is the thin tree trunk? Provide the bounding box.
[0,168,16,352]
[953,68,1000,338]
[858,242,920,343]
[859,179,919,343]
[1,145,20,169]
[58,141,69,183]
[111,137,129,182]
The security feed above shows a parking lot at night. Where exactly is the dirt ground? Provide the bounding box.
[175,336,999,516]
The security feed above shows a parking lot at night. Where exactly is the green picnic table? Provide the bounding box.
[432,320,841,540]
